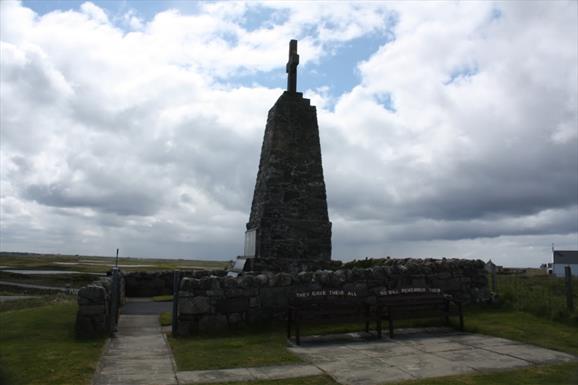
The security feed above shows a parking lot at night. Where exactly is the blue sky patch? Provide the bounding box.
[374,92,396,112]
[240,5,288,32]
[444,64,479,85]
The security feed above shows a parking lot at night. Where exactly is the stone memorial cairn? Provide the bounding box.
[243,39,332,271]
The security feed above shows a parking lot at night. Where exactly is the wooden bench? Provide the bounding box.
[287,290,377,345]
[376,288,463,338]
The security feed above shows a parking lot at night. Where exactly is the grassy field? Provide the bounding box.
[0,251,229,290]
[494,270,578,323]
[0,251,228,273]
[464,307,578,355]
[0,299,106,385]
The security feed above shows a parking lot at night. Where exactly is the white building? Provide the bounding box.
[552,250,578,278]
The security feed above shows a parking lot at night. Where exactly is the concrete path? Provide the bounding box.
[175,328,577,385]
[92,315,177,385]
[287,328,578,385]
[177,364,322,384]
[122,299,172,315]
[92,313,576,385]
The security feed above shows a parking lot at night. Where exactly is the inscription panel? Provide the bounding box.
[244,228,256,257]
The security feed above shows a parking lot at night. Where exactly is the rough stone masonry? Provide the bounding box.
[245,39,332,262]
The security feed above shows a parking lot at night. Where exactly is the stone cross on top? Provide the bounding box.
[286,39,299,93]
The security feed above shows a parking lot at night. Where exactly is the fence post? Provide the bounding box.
[565,266,574,312]
[491,264,497,293]
[172,270,181,336]
[110,266,120,335]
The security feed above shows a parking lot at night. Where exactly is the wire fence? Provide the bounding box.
[493,270,577,322]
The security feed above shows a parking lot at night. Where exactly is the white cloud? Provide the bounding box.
[0,1,576,266]
[80,1,109,24]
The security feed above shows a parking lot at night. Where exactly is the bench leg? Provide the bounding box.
[365,305,370,333]
[296,319,300,345]
[388,315,394,338]
[287,311,291,339]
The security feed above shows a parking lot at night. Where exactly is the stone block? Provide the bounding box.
[78,305,107,316]
[78,285,107,305]
[255,274,269,287]
[296,271,314,283]
[249,297,259,308]
[206,289,225,297]
[260,287,289,309]
[271,273,293,287]
[238,275,257,288]
[180,296,212,315]
[223,276,239,288]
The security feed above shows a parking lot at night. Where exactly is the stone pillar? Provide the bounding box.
[246,91,331,261]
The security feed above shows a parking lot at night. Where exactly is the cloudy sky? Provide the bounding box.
[1,1,577,267]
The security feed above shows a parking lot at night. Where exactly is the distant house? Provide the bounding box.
[552,250,578,277]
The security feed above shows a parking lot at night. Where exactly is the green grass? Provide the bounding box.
[495,272,578,322]
[168,325,303,370]
[0,294,75,313]
[160,311,172,326]
[0,301,106,385]
[464,306,578,355]
[0,270,101,289]
[153,294,173,302]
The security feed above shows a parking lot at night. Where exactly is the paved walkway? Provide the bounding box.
[177,364,322,384]
[93,308,576,385]
[92,315,177,385]
[286,329,577,385]
[176,328,577,385]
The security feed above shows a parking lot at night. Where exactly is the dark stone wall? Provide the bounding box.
[176,258,490,335]
[243,257,342,274]
[247,91,331,260]
[124,270,227,297]
[75,274,125,338]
